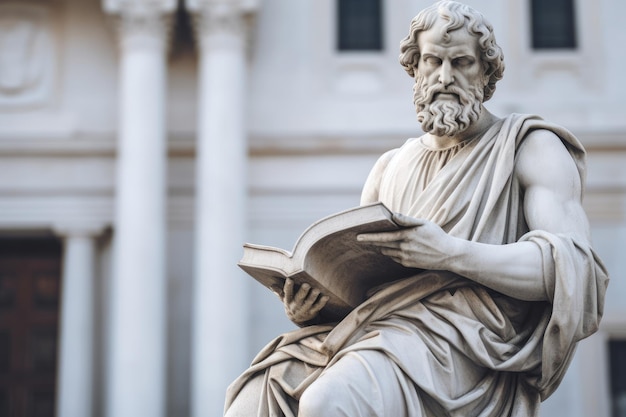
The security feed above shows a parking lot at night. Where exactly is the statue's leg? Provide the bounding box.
[298,350,412,417]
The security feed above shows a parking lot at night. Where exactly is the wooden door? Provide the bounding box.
[0,238,61,417]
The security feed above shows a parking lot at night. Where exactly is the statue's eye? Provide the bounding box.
[423,56,442,65]
[453,57,474,67]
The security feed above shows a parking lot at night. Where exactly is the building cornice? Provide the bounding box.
[0,130,625,157]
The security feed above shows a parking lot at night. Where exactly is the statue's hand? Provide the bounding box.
[357,213,461,271]
[279,278,329,325]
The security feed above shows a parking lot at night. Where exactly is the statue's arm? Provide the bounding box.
[358,130,588,302]
[450,129,589,300]
[360,149,398,205]
[515,129,590,242]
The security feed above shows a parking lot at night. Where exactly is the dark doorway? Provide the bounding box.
[0,237,62,417]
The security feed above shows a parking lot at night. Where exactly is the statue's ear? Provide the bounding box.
[481,68,492,94]
[481,62,490,84]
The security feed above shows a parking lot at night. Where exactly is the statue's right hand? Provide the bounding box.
[281,278,329,325]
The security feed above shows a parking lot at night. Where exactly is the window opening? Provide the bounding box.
[337,0,383,51]
[609,340,626,417]
[531,0,577,49]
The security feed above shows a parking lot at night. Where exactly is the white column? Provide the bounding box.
[54,224,104,417]
[185,1,256,416]
[103,2,174,417]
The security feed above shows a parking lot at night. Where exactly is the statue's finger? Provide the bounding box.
[294,283,311,303]
[311,295,330,314]
[302,288,321,307]
[283,278,295,301]
[357,231,401,242]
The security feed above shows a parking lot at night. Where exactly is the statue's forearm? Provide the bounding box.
[448,239,550,301]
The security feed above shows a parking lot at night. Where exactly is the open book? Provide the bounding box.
[238,202,422,321]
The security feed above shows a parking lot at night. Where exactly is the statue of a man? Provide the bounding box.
[224,2,608,416]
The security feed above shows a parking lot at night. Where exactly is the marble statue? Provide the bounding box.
[224,1,609,416]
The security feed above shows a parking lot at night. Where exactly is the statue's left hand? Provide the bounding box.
[357,213,461,271]
[279,278,329,325]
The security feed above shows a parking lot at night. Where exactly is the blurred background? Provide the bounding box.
[0,0,625,416]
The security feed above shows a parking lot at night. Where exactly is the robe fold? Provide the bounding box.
[224,114,608,416]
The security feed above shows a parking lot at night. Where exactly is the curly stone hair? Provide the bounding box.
[399,1,505,102]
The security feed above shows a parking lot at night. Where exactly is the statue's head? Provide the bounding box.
[399,1,505,136]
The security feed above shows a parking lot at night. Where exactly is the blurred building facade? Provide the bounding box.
[0,0,625,416]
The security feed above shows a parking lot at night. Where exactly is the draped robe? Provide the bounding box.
[224,114,608,416]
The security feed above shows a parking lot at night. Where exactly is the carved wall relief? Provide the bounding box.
[0,4,55,109]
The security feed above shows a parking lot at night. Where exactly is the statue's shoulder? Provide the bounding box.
[517,129,566,163]
[372,137,422,169]
[515,123,582,192]
[385,136,424,157]
[361,140,415,205]
[503,113,576,148]
[373,141,409,169]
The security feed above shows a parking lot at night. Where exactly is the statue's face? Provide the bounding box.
[416,20,485,102]
[413,18,487,136]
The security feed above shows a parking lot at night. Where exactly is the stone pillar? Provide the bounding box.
[102,1,175,416]
[54,224,104,417]
[185,1,257,415]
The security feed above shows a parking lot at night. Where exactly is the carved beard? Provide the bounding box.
[413,75,484,137]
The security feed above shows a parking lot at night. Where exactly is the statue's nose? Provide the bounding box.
[438,61,454,87]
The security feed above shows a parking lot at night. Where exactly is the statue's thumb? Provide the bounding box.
[392,212,424,227]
